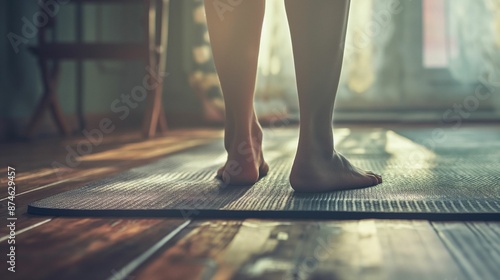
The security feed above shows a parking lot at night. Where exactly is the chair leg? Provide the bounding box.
[25,57,70,138]
[158,105,168,132]
[156,0,170,135]
[143,85,166,138]
[142,0,169,138]
[49,93,70,136]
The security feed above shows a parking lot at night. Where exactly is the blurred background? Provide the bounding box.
[1,0,499,141]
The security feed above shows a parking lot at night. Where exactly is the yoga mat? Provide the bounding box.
[28,128,500,220]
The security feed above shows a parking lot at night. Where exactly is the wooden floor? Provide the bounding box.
[1,126,499,280]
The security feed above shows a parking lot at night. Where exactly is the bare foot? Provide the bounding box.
[216,115,269,186]
[290,150,382,192]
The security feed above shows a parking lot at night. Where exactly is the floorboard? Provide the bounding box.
[432,222,500,280]
[0,218,186,280]
[133,219,465,280]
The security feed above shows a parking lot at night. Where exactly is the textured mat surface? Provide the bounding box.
[28,128,500,220]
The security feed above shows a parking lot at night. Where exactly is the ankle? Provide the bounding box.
[297,135,333,157]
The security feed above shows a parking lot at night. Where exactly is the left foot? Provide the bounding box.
[215,115,269,186]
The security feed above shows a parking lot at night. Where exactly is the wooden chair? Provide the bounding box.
[26,0,169,138]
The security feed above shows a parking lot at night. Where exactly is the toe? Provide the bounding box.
[366,171,382,183]
[259,161,270,178]
[216,166,224,179]
[366,174,380,186]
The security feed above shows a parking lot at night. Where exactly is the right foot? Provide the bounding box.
[290,150,382,192]
[216,117,269,186]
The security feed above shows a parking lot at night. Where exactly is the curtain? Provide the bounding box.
[190,0,500,120]
[255,0,405,112]
[339,0,403,104]
[189,1,225,123]
[189,0,403,120]
[256,0,296,120]
[447,0,500,82]
[447,0,500,112]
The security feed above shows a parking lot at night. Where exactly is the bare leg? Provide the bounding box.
[204,0,269,185]
[285,0,382,192]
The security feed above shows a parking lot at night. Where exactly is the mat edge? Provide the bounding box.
[27,204,500,222]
